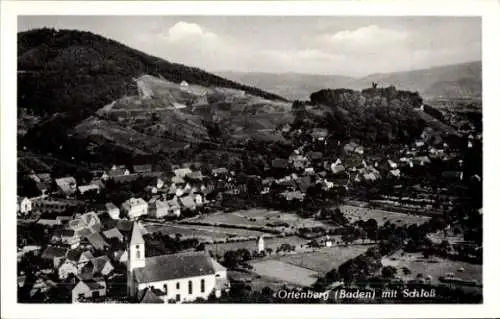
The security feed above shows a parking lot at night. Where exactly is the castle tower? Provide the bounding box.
[127,222,145,297]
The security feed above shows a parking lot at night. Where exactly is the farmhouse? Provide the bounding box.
[122,197,148,220]
[127,222,230,303]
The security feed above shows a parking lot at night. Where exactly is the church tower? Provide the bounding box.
[127,222,146,297]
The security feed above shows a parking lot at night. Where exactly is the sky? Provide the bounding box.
[18,16,481,77]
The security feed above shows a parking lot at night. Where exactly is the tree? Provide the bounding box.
[381,266,397,279]
[401,267,411,276]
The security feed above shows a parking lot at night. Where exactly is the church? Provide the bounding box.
[127,222,230,303]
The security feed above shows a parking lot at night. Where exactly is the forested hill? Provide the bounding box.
[17,28,287,116]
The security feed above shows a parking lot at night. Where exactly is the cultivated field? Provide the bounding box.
[276,245,375,274]
[251,259,320,287]
[382,251,482,285]
[340,205,430,226]
[190,208,330,232]
[144,222,269,242]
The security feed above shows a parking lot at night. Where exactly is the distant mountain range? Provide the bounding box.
[217,61,482,101]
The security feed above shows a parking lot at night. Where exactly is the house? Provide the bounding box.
[167,198,181,217]
[133,164,152,174]
[387,159,398,169]
[17,197,32,215]
[58,259,79,280]
[83,256,114,277]
[289,155,309,170]
[174,168,193,179]
[186,171,203,181]
[280,191,305,201]
[31,198,78,215]
[107,165,130,179]
[87,233,109,251]
[412,156,431,166]
[155,178,165,189]
[389,169,401,178]
[122,197,148,220]
[55,177,77,196]
[68,212,102,234]
[105,203,120,220]
[77,184,100,196]
[212,167,228,177]
[127,222,230,302]
[304,167,315,175]
[66,249,94,272]
[102,227,125,243]
[113,250,128,264]
[331,159,345,174]
[148,199,170,219]
[41,246,68,269]
[179,195,196,211]
[72,278,106,303]
[27,173,51,195]
[51,229,81,249]
[311,128,328,141]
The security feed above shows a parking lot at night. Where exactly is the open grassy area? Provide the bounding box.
[251,259,320,287]
[382,251,482,285]
[276,245,375,274]
[340,205,430,227]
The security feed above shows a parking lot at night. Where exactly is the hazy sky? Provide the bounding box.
[18,16,481,77]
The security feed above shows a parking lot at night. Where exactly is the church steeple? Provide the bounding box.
[127,222,146,298]
[128,222,145,270]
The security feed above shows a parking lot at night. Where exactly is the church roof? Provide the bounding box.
[133,251,216,283]
[130,222,145,245]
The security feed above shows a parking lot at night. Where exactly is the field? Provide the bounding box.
[206,236,311,256]
[251,259,320,287]
[340,205,430,227]
[276,245,375,274]
[382,251,482,285]
[189,208,330,232]
[144,222,269,242]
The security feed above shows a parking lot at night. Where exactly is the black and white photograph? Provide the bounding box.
[2,1,500,318]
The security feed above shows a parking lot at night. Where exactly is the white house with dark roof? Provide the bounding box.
[127,222,229,303]
[17,197,32,215]
[122,197,148,220]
